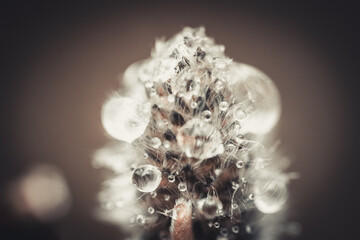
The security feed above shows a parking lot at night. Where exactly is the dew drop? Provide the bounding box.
[236,160,244,168]
[132,165,162,193]
[225,143,236,153]
[229,63,281,135]
[220,228,228,237]
[248,193,254,200]
[201,110,212,122]
[286,222,302,236]
[245,225,252,234]
[219,101,229,111]
[231,203,238,209]
[136,214,146,225]
[148,206,155,214]
[235,109,247,120]
[150,137,162,149]
[164,194,170,201]
[198,196,223,219]
[214,168,222,176]
[143,153,149,159]
[130,164,137,171]
[177,118,224,160]
[168,175,175,183]
[214,222,220,228]
[178,182,187,192]
[253,177,287,214]
[101,96,150,143]
[163,140,170,148]
[150,191,157,198]
[232,182,239,190]
[232,226,239,234]
[190,101,198,109]
[208,221,214,227]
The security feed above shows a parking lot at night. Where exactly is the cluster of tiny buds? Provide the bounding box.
[94,27,294,240]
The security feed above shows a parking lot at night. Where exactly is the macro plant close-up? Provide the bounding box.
[95,27,294,240]
[1,1,359,240]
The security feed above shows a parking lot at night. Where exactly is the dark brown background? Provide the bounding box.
[1,1,359,240]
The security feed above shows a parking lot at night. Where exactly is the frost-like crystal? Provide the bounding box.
[132,165,162,193]
[177,118,224,160]
[101,96,150,143]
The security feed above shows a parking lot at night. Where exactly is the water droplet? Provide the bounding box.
[101,96,150,143]
[164,194,170,201]
[168,175,175,183]
[208,221,214,227]
[232,226,239,234]
[132,165,162,193]
[229,63,281,135]
[192,212,196,219]
[150,191,157,198]
[245,225,252,234]
[136,214,145,225]
[236,160,244,168]
[130,164,137,171]
[148,206,155,214]
[232,181,239,190]
[163,140,170,148]
[231,203,238,209]
[201,110,212,122]
[220,228,228,237]
[177,118,224,160]
[248,193,254,200]
[198,196,223,219]
[178,182,187,192]
[150,137,162,149]
[190,101,198,109]
[225,143,236,153]
[143,153,148,159]
[286,222,302,236]
[219,101,229,111]
[235,109,247,120]
[254,177,287,214]
[214,222,220,228]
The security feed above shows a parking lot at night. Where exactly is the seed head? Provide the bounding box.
[95,27,292,240]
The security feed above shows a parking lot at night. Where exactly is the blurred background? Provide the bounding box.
[1,0,359,239]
